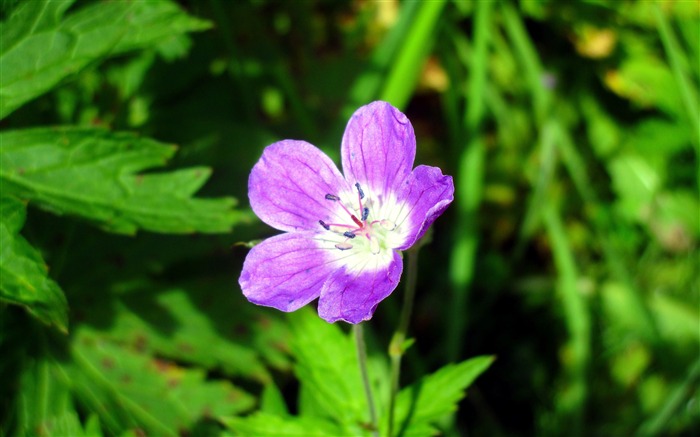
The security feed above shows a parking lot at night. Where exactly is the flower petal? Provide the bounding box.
[341,101,416,202]
[239,232,337,312]
[249,140,351,233]
[317,251,403,324]
[393,165,454,250]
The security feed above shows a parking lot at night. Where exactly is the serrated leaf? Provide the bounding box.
[386,356,494,436]
[0,127,240,235]
[0,0,211,118]
[222,413,343,436]
[260,382,290,417]
[13,345,99,437]
[287,309,368,432]
[66,331,255,436]
[0,195,68,332]
[74,282,291,383]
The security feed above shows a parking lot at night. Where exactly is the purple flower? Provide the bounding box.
[239,101,454,324]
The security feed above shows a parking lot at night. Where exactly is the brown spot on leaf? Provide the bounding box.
[273,341,290,353]
[133,335,148,352]
[257,315,271,329]
[154,359,170,372]
[101,357,114,369]
[177,342,194,353]
[234,324,249,337]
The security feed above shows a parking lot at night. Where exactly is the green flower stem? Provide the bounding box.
[354,323,378,437]
[388,246,420,437]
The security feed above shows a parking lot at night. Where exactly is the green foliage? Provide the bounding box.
[66,329,254,436]
[389,356,494,436]
[1,0,252,434]
[74,282,292,383]
[225,309,493,436]
[224,413,342,436]
[1,127,239,235]
[288,309,368,429]
[0,0,240,332]
[12,341,105,437]
[0,0,210,119]
[0,195,68,332]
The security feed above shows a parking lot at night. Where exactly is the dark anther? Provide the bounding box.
[355,182,365,199]
[343,231,356,239]
[319,220,330,230]
[325,194,340,201]
[361,207,369,221]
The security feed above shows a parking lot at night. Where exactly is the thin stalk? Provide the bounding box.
[543,204,590,437]
[379,0,447,109]
[388,246,420,437]
[354,324,378,437]
[638,356,700,436]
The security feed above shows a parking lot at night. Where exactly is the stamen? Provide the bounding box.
[361,207,369,221]
[321,222,355,232]
[335,242,353,251]
[355,182,365,199]
[326,193,356,218]
[355,182,366,220]
[343,231,356,239]
[380,219,396,231]
[368,237,380,255]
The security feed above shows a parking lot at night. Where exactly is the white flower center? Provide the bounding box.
[316,183,410,272]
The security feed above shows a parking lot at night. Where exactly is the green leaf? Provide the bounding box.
[66,330,255,436]
[0,191,26,233]
[0,127,241,235]
[650,292,700,345]
[604,55,682,117]
[10,330,103,437]
[260,382,290,417]
[0,0,211,118]
[0,1,74,50]
[624,118,693,157]
[387,356,494,436]
[223,413,343,436]
[287,309,367,432]
[0,195,68,332]
[609,154,661,222]
[74,282,291,383]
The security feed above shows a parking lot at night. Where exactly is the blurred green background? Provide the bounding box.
[1,0,698,436]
